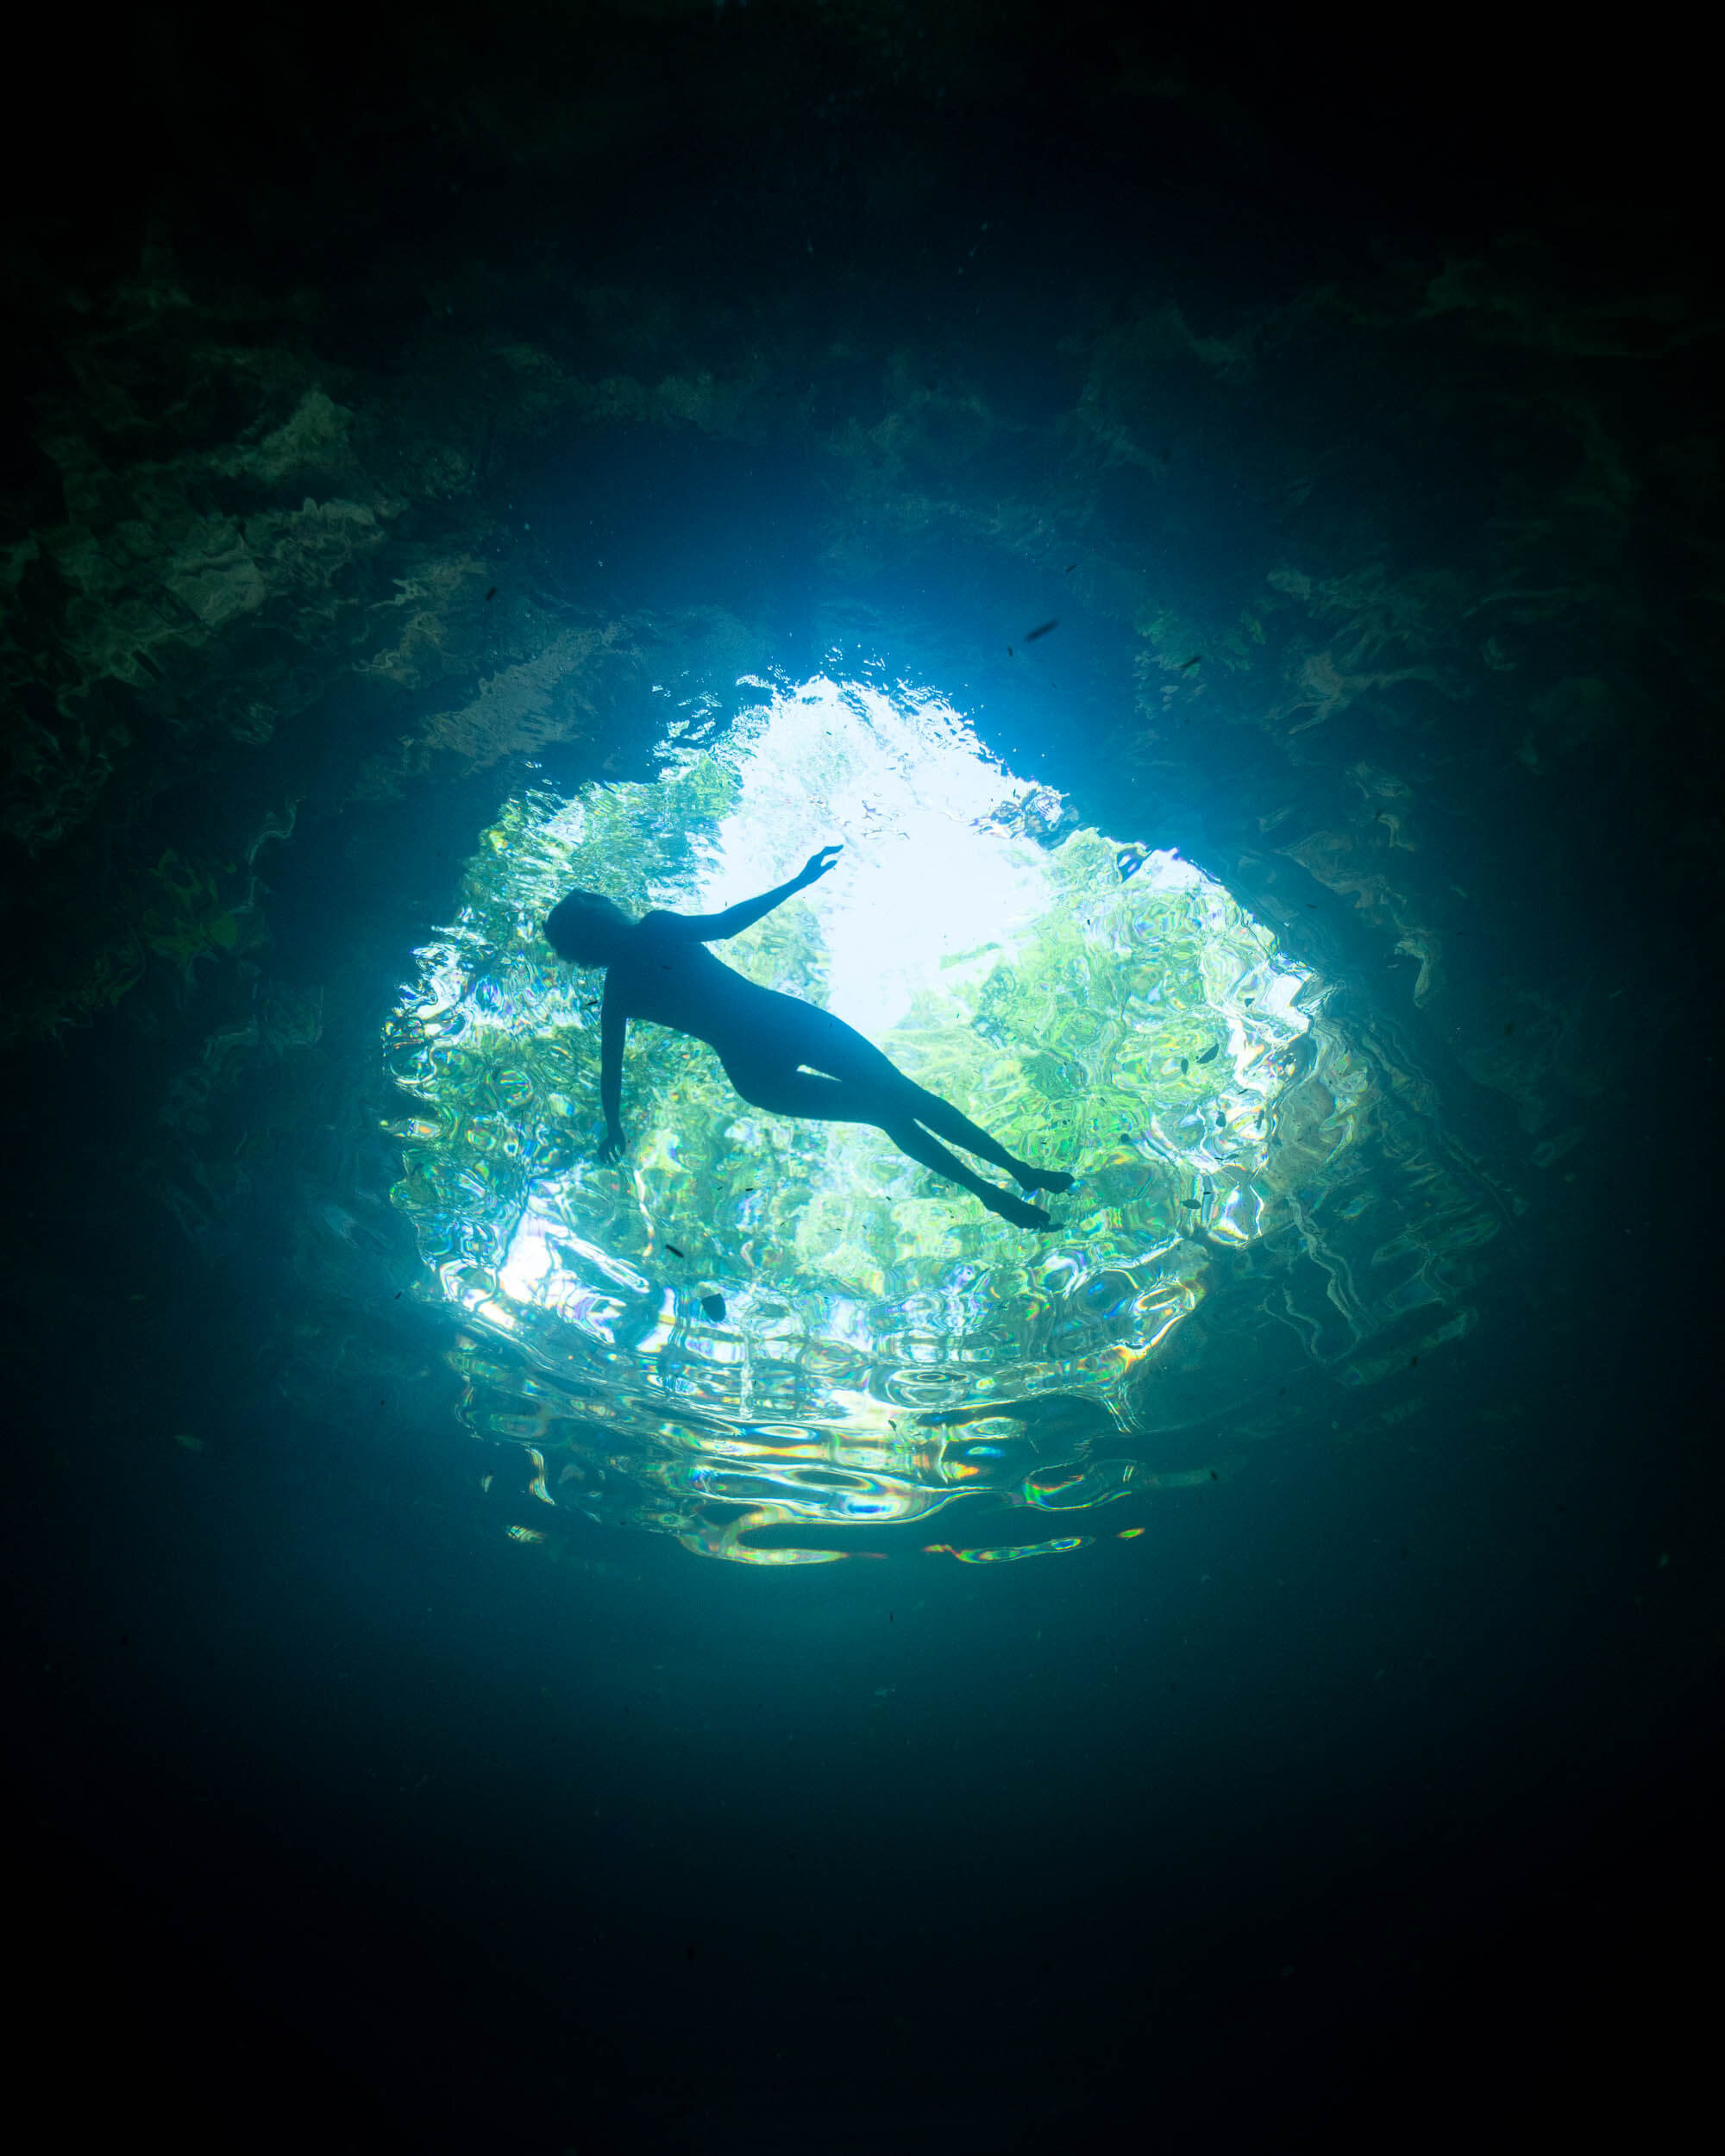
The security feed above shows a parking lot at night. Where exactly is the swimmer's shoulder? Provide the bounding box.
[635,908,691,948]
[637,908,713,947]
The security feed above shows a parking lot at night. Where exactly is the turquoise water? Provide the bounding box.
[8,9,1716,2149]
[384,672,1496,1566]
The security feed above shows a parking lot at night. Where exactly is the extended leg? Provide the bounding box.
[901,1084,1073,1194]
[783,1006,1073,1194]
[881,1114,1053,1229]
[723,1061,1052,1229]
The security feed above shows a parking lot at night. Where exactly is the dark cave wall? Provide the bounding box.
[2,2,1716,1256]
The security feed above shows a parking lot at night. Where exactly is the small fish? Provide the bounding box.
[1064,563,1076,573]
[1182,1198,1201,1210]
[172,1432,204,1451]
[1007,645,1014,657]
[1195,1044,1218,1065]
[1024,619,1058,642]
[485,586,498,601]
[700,1293,726,1322]
[1178,655,1201,670]
[665,1243,685,1258]
[1179,1057,1189,1074]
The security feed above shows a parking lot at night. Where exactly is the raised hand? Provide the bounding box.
[597,1125,626,1164]
[799,843,844,887]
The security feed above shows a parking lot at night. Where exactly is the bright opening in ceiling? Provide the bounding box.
[385,673,1367,1562]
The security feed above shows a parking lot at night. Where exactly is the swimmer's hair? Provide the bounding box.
[543,889,630,963]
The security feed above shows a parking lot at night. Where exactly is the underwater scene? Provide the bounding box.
[389,674,1492,1565]
[5,6,1717,2152]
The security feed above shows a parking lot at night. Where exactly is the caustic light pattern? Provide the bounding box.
[386,677,1491,1562]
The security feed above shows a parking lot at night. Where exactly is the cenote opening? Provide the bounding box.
[388,670,1486,1567]
[8,9,1718,2153]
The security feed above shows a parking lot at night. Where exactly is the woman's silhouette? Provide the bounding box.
[543,845,1072,1230]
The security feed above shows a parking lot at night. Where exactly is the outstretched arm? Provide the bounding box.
[598,976,627,1158]
[658,845,843,941]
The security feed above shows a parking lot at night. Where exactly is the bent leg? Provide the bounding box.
[722,1060,1051,1228]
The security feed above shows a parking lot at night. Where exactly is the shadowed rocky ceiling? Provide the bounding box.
[1,2,1716,1290]
[3,13,1721,2138]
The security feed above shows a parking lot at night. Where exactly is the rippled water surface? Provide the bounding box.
[386,676,1498,1560]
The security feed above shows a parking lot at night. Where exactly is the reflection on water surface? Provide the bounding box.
[386,676,1494,1562]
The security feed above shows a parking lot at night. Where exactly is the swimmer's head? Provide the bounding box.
[544,890,633,966]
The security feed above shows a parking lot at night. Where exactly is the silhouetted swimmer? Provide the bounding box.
[543,846,1074,1231]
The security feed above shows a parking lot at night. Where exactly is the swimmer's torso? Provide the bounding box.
[608,912,789,1059]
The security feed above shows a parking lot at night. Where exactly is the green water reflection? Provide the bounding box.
[386,678,1492,1562]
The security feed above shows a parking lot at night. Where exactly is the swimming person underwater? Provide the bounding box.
[543,844,1074,1230]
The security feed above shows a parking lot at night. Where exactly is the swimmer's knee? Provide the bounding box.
[904,1080,958,1125]
[721,1062,772,1108]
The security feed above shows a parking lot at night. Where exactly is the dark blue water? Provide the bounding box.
[6,6,1718,2149]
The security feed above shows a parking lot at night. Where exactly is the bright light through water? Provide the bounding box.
[386,674,1469,1564]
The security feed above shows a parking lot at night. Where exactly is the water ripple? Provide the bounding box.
[387,678,1498,1561]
